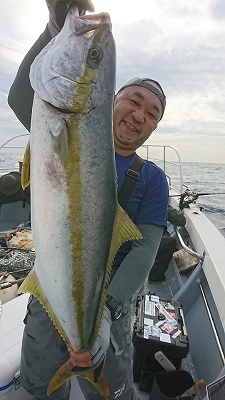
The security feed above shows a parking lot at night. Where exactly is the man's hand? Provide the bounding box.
[70,306,112,368]
[46,0,94,37]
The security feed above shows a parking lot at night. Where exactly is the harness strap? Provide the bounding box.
[118,155,144,209]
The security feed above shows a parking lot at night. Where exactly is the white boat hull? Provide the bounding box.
[0,293,31,399]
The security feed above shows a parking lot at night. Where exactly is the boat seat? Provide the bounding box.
[0,171,31,235]
[0,201,31,235]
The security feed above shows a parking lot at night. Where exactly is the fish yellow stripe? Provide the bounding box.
[67,67,99,345]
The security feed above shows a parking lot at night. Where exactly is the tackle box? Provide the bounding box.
[133,294,189,392]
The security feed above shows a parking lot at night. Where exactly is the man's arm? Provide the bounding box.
[8,27,52,131]
[168,205,186,226]
[8,1,94,131]
[107,223,164,303]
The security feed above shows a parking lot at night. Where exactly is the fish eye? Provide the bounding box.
[90,48,100,59]
[87,47,103,69]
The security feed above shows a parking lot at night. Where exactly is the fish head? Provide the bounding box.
[30,7,116,114]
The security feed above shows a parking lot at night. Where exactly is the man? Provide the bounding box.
[8,1,169,399]
[148,205,186,283]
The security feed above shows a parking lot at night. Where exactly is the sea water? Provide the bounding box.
[152,159,225,238]
[182,162,225,238]
[1,152,225,238]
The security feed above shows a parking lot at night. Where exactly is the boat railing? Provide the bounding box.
[174,225,205,262]
[1,138,185,197]
[138,144,184,194]
[0,134,29,175]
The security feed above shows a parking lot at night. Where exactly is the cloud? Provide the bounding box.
[209,0,225,19]
[0,0,225,163]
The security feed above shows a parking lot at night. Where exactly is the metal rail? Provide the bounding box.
[138,144,184,194]
[197,278,225,365]
[174,226,205,262]
[0,134,29,151]
[0,134,29,175]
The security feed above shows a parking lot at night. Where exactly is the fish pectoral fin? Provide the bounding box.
[17,268,70,345]
[47,359,109,399]
[49,120,69,168]
[21,140,31,189]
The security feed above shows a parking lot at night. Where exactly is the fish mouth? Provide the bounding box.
[74,12,111,37]
[44,101,75,114]
[44,100,94,116]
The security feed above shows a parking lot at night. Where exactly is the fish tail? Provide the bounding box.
[47,359,109,399]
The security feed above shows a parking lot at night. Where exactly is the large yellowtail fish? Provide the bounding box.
[18,5,142,398]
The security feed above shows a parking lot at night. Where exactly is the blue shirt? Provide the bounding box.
[114,152,169,267]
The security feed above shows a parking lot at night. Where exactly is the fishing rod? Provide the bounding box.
[170,189,225,210]
[191,192,225,196]
[170,192,225,197]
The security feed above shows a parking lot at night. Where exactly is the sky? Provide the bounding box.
[0,0,225,163]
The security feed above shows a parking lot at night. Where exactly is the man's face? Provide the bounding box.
[113,82,163,154]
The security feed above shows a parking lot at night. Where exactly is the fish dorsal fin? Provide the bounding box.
[21,140,31,189]
[112,204,143,248]
[92,204,142,344]
[18,268,71,348]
